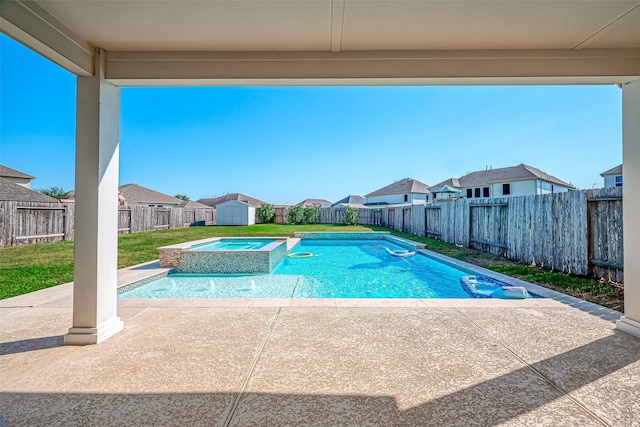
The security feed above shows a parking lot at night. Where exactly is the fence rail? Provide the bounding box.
[0,202,215,248]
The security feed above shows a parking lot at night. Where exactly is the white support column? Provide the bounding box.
[617,78,640,339]
[64,49,123,345]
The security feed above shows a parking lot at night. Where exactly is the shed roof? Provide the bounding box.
[197,193,266,208]
[365,178,430,198]
[218,199,252,207]
[600,164,623,176]
[457,164,574,188]
[0,165,35,180]
[0,178,59,203]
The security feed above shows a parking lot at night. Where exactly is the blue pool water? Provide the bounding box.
[120,239,473,298]
[191,239,274,251]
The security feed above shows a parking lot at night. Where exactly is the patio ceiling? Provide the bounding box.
[2,0,640,85]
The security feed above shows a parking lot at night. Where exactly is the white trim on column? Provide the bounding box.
[617,317,640,339]
[617,78,640,339]
[105,49,640,86]
[0,0,94,76]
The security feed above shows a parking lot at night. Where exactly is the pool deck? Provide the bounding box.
[1,260,639,426]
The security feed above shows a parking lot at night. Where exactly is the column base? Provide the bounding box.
[616,316,640,339]
[64,317,124,345]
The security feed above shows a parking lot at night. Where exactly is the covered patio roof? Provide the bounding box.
[2,0,639,85]
[1,0,639,345]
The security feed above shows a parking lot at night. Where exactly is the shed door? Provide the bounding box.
[221,206,243,225]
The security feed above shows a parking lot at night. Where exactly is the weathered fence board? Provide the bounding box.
[439,199,470,246]
[64,203,75,241]
[274,207,287,224]
[589,187,623,282]
[469,199,508,256]
[410,204,425,236]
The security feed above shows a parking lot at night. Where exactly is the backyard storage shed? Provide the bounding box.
[216,200,255,226]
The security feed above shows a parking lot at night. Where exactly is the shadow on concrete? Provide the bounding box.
[1,333,638,426]
[0,335,63,356]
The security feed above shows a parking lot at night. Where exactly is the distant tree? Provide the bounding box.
[302,206,320,224]
[175,194,190,201]
[342,206,359,225]
[36,186,68,200]
[286,205,304,225]
[256,203,275,223]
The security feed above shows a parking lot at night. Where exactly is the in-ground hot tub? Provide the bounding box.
[158,237,288,274]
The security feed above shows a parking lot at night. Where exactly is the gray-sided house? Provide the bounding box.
[601,164,623,188]
[432,164,574,201]
[365,178,430,206]
[0,165,36,189]
[331,195,366,208]
[216,200,255,226]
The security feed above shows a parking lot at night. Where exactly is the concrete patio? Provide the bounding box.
[1,261,639,426]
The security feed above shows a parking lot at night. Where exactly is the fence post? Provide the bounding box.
[586,190,595,277]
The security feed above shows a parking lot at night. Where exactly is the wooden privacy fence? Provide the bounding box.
[0,201,69,247]
[272,206,383,226]
[0,202,215,248]
[377,187,623,283]
[318,207,382,225]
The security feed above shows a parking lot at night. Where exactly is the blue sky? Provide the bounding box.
[1,34,622,205]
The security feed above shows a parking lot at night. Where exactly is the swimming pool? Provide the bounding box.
[120,238,476,298]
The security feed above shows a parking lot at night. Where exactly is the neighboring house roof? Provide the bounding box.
[365,178,430,198]
[0,178,59,203]
[0,165,36,180]
[600,164,622,176]
[431,178,461,190]
[457,164,574,188]
[118,184,183,206]
[296,198,332,207]
[331,195,366,207]
[177,200,212,209]
[197,193,266,208]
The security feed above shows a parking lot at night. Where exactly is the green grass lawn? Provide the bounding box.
[0,224,624,312]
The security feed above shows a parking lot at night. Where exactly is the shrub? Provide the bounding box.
[303,206,320,224]
[342,206,359,225]
[256,203,275,223]
[286,205,304,224]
